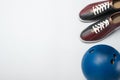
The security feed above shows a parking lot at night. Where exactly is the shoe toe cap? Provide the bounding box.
[80,28,99,42]
[79,6,95,21]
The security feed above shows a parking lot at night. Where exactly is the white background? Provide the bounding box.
[0,0,120,80]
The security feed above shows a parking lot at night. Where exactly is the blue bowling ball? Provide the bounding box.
[82,45,120,80]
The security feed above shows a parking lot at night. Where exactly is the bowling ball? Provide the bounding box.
[82,45,120,80]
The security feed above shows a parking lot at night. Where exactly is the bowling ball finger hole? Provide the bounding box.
[111,59,115,64]
[89,49,94,54]
[113,54,117,59]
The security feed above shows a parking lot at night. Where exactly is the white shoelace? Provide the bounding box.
[92,19,110,34]
[93,2,110,15]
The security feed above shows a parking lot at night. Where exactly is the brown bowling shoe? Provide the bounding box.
[79,0,120,22]
[80,12,120,42]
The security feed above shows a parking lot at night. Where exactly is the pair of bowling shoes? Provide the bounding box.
[80,0,120,42]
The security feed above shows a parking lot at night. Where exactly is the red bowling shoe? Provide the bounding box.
[80,12,120,42]
[79,0,120,22]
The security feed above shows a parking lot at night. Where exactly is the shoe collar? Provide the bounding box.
[110,0,120,9]
[109,12,120,24]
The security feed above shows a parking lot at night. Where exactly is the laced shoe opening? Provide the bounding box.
[113,0,120,9]
[111,13,120,24]
[93,2,110,15]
